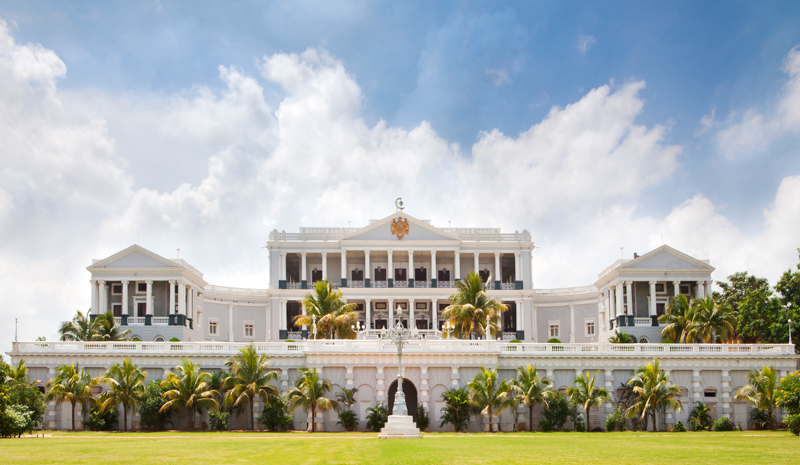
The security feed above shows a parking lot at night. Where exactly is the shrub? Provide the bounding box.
[776,372,800,415]
[688,402,712,431]
[208,411,230,431]
[662,338,674,344]
[415,405,430,431]
[439,388,472,432]
[258,396,293,432]
[366,403,388,432]
[6,383,45,430]
[672,421,687,432]
[783,414,800,436]
[573,414,586,432]
[712,416,734,432]
[169,337,180,342]
[285,340,295,343]
[750,408,773,430]
[604,406,627,432]
[139,380,173,431]
[83,406,119,431]
[337,409,358,431]
[508,340,521,343]
[2,404,35,438]
[132,337,142,341]
[538,392,577,432]
[547,338,561,344]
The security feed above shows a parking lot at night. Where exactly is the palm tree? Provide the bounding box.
[467,366,514,432]
[294,280,359,339]
[93,311,132,341]
[7,359,39,385]
[58,310,99,341]
[159,359,219,430]
[286,367,339,432]
[223,344,280,431]
[442,272,507,339]
[686,295,736,343]
[608,331,637,343]
[336,387,358,411]
[45,364,96,431]
[510,364,556,431]
[660,295,693,343]
[567,370,610,431]
[98,359,147,431]
[734,366,778,429]
[626,358,682,432]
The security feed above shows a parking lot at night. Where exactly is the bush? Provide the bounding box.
[208,411,230,431]
[83,406,119,431]
[415,405,430,431]
[508,340,521,343]
[439,388,472,432]
[169,337,180,342]
[547,338,561,344]
[604,406,627,432]
[139,381,173,431]
[285,340,295,343]
[258,396,293,432]
[366,403,388,432]
[573,414,586,432]
[712,416,734,432]
[6,383,45,430]
[672,421,687,432]
[2,404,35,437]
[337,409,358,431]
[688,402,712,431]
[750,408,773,430]
[777,371,800,415]
[783,414,800,436]
[538,392,577,432]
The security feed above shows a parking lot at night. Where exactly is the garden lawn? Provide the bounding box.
[0,431,797,465]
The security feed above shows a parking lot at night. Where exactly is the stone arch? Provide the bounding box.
[429,384,449,431]
[388,378,418,416]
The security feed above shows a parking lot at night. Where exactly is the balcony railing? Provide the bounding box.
[349,280,364,288]
[373,281,388,288]
[394,281,408,288]
[11,341,793,357]
[414,280,430,288]
[287,282,303,290]
[633,318,653,326]
[437,281,454,288]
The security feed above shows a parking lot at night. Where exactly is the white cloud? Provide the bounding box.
[695,107,716,137]
[485,67,510,86]
[1,22,799,346]
[577,34,596,54]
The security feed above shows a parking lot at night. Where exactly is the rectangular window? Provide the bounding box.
[415,302,427,310]
[209,320,218,335]
[136,282,147,293]
[375,302,387,310]
[680,284,690,295]
[351,269,364,281]
[394,268,407,282]
[655,283,665,293]
[414,267,427,282]
[585,319,595,337]
[112,303,122,317]
[112,283,123,295]
[437,269,450,282]
[548,321,560,339]
[657,303,666,316]
[311,269,322,283]
[244,321,254,338]
[374,267,386,282]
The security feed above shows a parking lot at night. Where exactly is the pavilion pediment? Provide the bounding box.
[88,245,181,270]
[343,213,458,242]
[623,246,714,271]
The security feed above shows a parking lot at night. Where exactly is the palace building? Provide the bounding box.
[7,209,797,432]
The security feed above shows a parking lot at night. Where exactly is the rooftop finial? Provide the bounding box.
[395,197,404,211]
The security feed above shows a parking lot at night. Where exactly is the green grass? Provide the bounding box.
[0,431,797,464]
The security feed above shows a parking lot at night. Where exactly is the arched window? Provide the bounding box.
[638,337,649,343]
[704,388,717,398]
[154,336,165,342]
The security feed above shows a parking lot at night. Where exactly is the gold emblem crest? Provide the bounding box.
[391,217,409,240]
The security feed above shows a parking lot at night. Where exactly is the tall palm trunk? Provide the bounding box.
[651,410,657,432]
[250,398,255,431]
[529,405,534,432]
[586,408,590,432]
[311,404,316,432]
[123,405,128,432]
[71,400,77,431]
[189,408,195,431]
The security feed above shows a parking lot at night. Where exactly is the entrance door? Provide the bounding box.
[414,267,427,282]
[394,268,407,282]
[137,302,147,317]
[374,267,386,282]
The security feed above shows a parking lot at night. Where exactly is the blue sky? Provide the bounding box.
[1,1,800,343]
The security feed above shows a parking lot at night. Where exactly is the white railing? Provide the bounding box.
[11,341,794,357]
[437,281,454,288]
[349,280,364,288]
[204,285,269,295]
[502,332,519,341]
[114,317,169,326]
[598,259,632,279]
[394,281,408,288]
[170,259,204,279]
[536,286,597,296]
[287,282,303,290]
[500,283,516,290]
[373,281,388,288]
[152,317,170,325]
[633,318,652,326]
[414,280,430,288]
[270,227,531,242]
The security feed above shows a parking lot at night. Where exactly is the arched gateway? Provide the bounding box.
[387,378,418,415]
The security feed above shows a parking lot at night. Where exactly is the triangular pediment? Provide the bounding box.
[623,245,714,271]
[343,213,459,242]
[88,245,181,270]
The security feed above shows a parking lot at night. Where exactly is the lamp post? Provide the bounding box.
[789,319,792,346]
[381,307,420,416]
[442,322,454,339]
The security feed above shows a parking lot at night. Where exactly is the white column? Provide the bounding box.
[615,284,623,319]
[569,304,576,343]
[279,252,286,281]
[178,281,186,315]
[692,370,702,404]
[598,294,605,333]
[365,250,371,282]
[455,251,461,280]
[228,304,234,342]
[604,369,615,415]
[121,280,129,316]
[145,280,152,315]
[408,250,414,283]
[515,252,522,282]
[388,298,394,326]
[721,370,732,419]
[98,280,107,314]
[301,301,307,331]
[322,252,328,281]
[649,281,657,317]
[495,252,501,283]
[474,252,479,275]
[695,281,704,299]
[673,281,681,298]
[432,298,438,329]
[625,281,633,315]
[409,298,415,328]
[703,280,710,297]
[266,304,271,340]
[388,250,394,283]
[168,280,175,314]
[90,280,98,314]
[301,252,307,284]
[431,250,437,284]
[531,304,538,342]
[515,300,523,332]
[365,298,371,329]
[280,300,287,330]
[341,251,347,283]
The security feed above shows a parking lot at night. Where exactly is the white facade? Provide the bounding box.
[7,210,798,431]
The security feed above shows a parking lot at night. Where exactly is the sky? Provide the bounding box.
[1,1,800,346]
